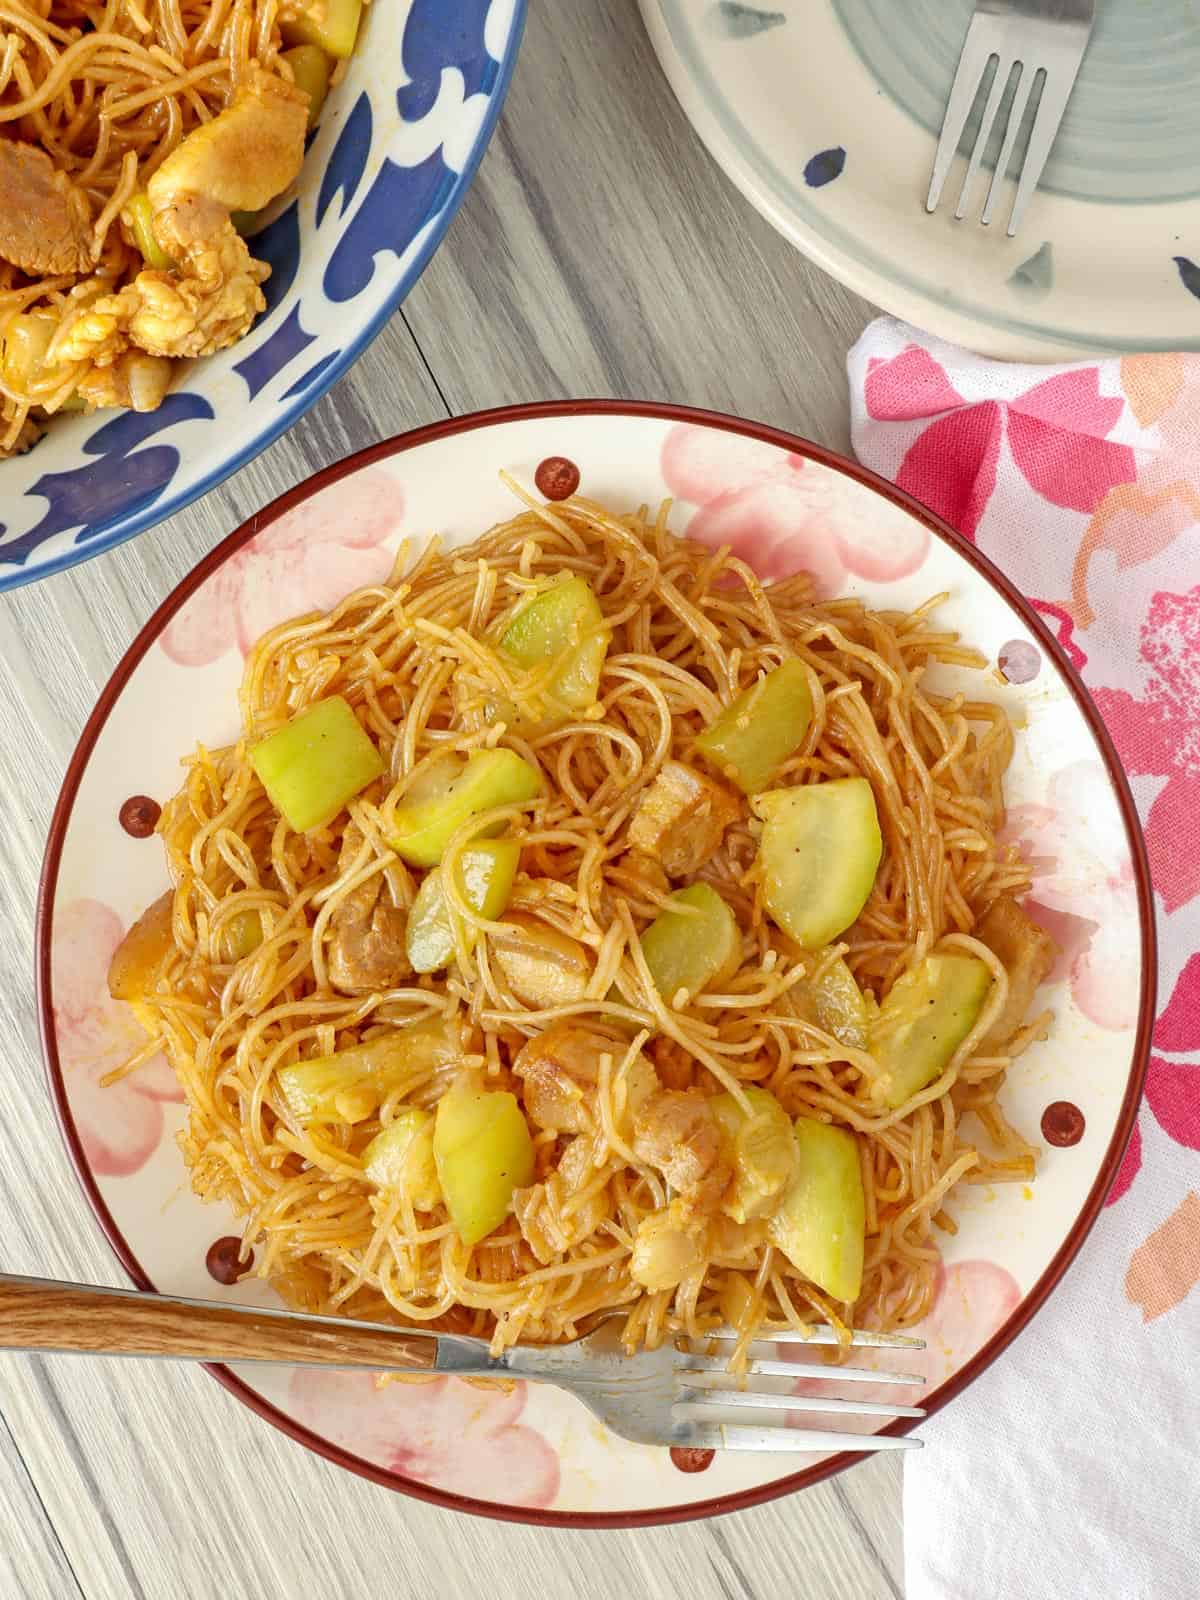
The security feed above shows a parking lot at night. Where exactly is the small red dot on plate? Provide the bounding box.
[119,795,161,837]
[998,639,1041,684]
[206,1236,252,1285]
[535,456,580,501]
[669,1446,714,1473]
[1041,1101,1085,1147]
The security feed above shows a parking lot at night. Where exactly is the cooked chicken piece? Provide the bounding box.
[512,1022,619,1134]
[149,64,309,217]
[632,1089,731,1215]
[57,205,268,363]
[0,140,94,276]
[56,66,307,366]
[975,896,1056,1049]
[75,351,176,413]
[514,1137,612,1264]
[627,761,740,879]
[630,1201,707,1291]
[513,1022,659,1135]
[490,914,593,1010]
[327,873,411,993]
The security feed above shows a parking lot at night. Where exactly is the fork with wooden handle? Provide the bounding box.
[0,1272,926,1454]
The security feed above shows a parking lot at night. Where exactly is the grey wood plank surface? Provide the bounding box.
[0,1,898,1596]
[403,0,872,452]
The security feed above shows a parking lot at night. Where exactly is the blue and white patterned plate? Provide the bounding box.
[0,0,525,589]
[640,0,1200,359]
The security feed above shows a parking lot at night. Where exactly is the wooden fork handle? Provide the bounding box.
[0,1274,438,1370]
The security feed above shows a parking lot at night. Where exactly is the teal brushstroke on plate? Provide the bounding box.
[1009,242,1054,300]
[706,2,786,39]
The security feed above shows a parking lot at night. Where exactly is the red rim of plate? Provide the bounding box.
[36,399,1157,1528]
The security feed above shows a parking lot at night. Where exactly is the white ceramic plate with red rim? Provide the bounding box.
[37,402,1154,1526]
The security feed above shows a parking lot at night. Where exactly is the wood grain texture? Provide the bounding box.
[0,1278,442,1369]
[0,1,899,1595]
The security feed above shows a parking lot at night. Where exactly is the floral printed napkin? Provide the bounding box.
[848,321,1199,1598]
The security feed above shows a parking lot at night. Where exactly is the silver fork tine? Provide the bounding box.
[731,1337,923,1367]
[926,14,995,213]
[926,0,1095,237]
[677,1422,921,1454]
[1006,60,1083,235]
[954,54,1015,219]
[500,1321,930,1453]
[679,1351,926,1385]
[677,1385,924,1420]
[981,60,1038,224]
[695,1326,923,1350]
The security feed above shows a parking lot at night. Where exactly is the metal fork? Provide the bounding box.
[926,0,1095,238]
[488,1318,925,1454]
[0,1273,925,1454]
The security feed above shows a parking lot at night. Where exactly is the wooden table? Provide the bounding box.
[0,4,904,1595]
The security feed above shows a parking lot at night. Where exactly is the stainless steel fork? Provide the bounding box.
[491,1318,926,1454]
[0,1272,926,1455]
[926,0,1096,238]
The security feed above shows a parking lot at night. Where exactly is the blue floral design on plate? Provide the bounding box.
[0,0,526,590]
[1174,257,1200,302]
[804,147,846,188]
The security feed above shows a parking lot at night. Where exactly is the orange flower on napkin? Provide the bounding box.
[1125,1192,1200,1322]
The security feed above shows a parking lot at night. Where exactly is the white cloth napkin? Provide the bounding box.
[847,320,1200,1598]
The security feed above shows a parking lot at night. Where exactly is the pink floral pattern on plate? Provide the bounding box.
[1002,761,1139,1033]
[161,466,402,667]
[791,1260,1021,1426]
[288,1369,560,1507]
[52,898,182,1178]
[660,423,929,593]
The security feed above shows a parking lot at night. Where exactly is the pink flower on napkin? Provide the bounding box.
[1106,1122,1143,1209]
[1118,943,1200,1310]
[1125,1191,1200,1323]
[661,423,929,593]
[288,1368,559,1506]
[1092,584,1200,914]
[1144,959,1200,1154]
[161,467,402,667]
[1029,598,1088,672]
[52,898,182,1178]
[1070,355,1200,628]
[864,346,1137,541]
[1103,952,1200,1212]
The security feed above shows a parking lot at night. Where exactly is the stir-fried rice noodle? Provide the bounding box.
[114,488,1050,1365]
